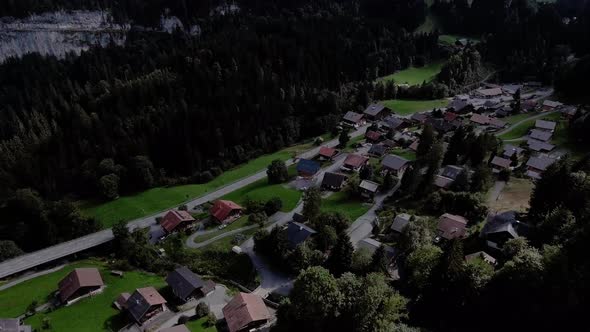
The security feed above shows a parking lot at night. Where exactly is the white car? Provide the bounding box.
[218,224,227,230]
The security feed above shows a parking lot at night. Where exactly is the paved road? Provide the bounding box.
[495,110,559,137]
[0,126,369,279]
[0,264,66,291]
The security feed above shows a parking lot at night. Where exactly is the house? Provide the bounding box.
[542,100,563,112]
[342,154,369,172]
[160,325,191,332]
[426,118,456,134]
[410,112,429,124]
[488,117,507,129]
[0,319,31,332]
[381,139,396,148]
[502,84,522,95]
[342,111,365,127]
[527,139,555,152]
[381,154,410,177]
[210,200,243,224]
[465,251,497,266]
[321,172,347,191]
[481,211,522,249]
[166,266,215,302]
[126,287,168,325]
[503,144,524,159]
[58,268,105,304]
[382,116,409,131]
[526,156,556,179]
[434,165,465,189]
[448,98,470,113]
[529,129,552,142]
[469,113,490,126]
[318,146,338,161]
[357,238,396,258]
[223,293,271,332]
[495,106,512,118]
[365,130,382,143]
[490,156,511,173]
[561,106,578,119]
[535,119,557,132]
[368,143,387,157]
[286,221,317,248]
[114,292,131,310]
[391,213,411,233]
[408,140,419,152]
[364,103,391,120]
[359,180,379,199]
[475,87,503,99]
[296,159,321,177]
[436,213,468,241]
[444,111,459,122]
[161,210,196,234]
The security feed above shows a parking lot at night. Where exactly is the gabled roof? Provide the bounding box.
[561,106,577,116]
[381,139,396,148]
[535,119,557,131]
[359,180,379,193]
[319,146,337,158]
[491,156,511,169]
[526,156,556,171]
[481,211,519,239]
[542,100,562,108]
[127,287,167,323]
[161,210,195,233]
[296,159,321,175]
[527,139,555,152]
[383,116,405,130]
[382,154,409,171]
[434,175,454,189]
[469,113,489,125]
[210,200,243,222]
[344,154,368,168]
[368,144,386,156]
[488,118,506,128]
[365,130,381,141]
[58,268,104,302]
[223,293,271,332]
[444,111,459,122]
[287,222,317,248]
[408,140,419,151]
[440,165,464,180]
[449,99,469,112]
[166,266,205,301]
[343,111,364,123]
[292,212,307,223]
[391,213,411,233]
[503,144,524,158]
[364,103,389,116]
[477,87,503,97]
[529,129,552,142]
[411,112,429,123]
[437,213,468,240]
[321,172,347,189]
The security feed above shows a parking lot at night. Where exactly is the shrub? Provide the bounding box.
[264,197,283,216]
[178,315,190,325]
[195,302,210,318]
[205,312,217,327]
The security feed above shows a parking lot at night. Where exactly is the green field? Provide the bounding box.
[79,142,314,228]
[503,113,534,124]
[221,178,302,212]
[380,61,445,86]
[438,34,481,46]
[192,216,251,243]
[186,317,218,332]
[498,113,561,141]
[321,192,370,222]
[382,99,449,116]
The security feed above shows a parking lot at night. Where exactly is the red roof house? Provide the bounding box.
[223,292,271,332]
[444,111,459,122]
[341,154,369,172]
[161,210,195,233]
[318,146,338,160]
[437,213,468,241]
[210,200,243,224]
[58,268,105,303]
[365,130,382,142]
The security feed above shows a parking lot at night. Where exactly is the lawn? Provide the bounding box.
[488,178,534,213]
[192,216,251,243]
[438,34,481,46]
[321,192,370,222]
[221,178,302,212]
[201,227,260,252]
[79,141,315,228]
[186,317,217,332]
[498,112,561,141]
[343,135,365,152]
[379,61,445,86]
[503,113,534,125]
[391,148,417,161]
[382,99,449,116]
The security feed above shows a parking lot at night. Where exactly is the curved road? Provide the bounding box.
[0,125,369,279]
[495,110,559,137]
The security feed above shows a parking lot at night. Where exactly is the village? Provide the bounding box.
[0,80,583,332]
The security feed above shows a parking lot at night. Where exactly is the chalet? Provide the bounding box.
[526,156,556,179]
[488,117,507,129]
[495,106,512,118]
[58,268,105,304]
[364,103,391,121]
[161,325,191,332]
[436,213,468,241]
[223,293,271,332]
[542,100,563,112]
[490,156,511,173]
[342,111,365,127]
[368,143,387,157]
[359,180,379,199]
[126,287,168,325]
[296,159,321,177]
[481,211,522,250]
[561,106,578,119]
[210,200,243,224]
[166,266,215,302]
[527,139,555,152]
[342,154,369,172]
[469,113,489,126]
[448,98,470,113]
[535,119,557,132]
[465,251,497,266]
[321,172,347,191]
[475,87,503,99]
[410,112,429,124]
[318,146,338,161]
[502,144,524,159]
[381,116,409,131]
[408,140,419,152]
[286,221,317,249]
[381,139,396,149]
[357,238,396,259]
[444,111,459,122]
[434,165,465,189]
[161,210,196,234]
[381,154,410,177]
[502,84,522,95]
[0,319,31,332]
[365,130,382,143]
[529,129,552,142]
[391,213,411,233]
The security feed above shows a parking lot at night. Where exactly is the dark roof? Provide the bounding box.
[149,225,167,244]
[344,154,368,168]
[383,116,405,130]
[408,140,419,151]
[427,118,455,133]
[434,175,454,189]
[210,200,243,222]
[166,266,205,301]
[470,113,489,125]
[491,156,511,169]
[343,111,364,123]
[223,293,271,332]
[488,118,506,128]
[444,111,459,122]
[319,146,337,158]
[437,213,468,240]
[411,113,429,123]
[527,139,555,152]
[391,213,411,233]
[321,172,347,189]
[296,159,321,175]
[161,210,195,233]
[368,144,386,156]
[529,129,552,142]
[292,212,307,223]
[382,154,409,171]
[127,287,167,323]
[526,156,555,171]
[449,99,469,112]
[286,222,317,248]
[58,268,104,302]
[440,165,464,180]
[364,103,389,116]
[357,238,396,258]
[381,139,396,148]
[503,144,524,158]
[535,120,556,131]
[481,211,519,238]
[365,130,381,141]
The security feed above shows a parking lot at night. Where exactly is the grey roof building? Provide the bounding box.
[0,319,31,332]
[382,155,410,173]
[126,287,167,324]
[286,222,317,248]
[529,129,553,142]
[166,266,213,302]
[391,213,411,233]
[481,211,522,250]
[535,119,557,131]
[321,172,347,191]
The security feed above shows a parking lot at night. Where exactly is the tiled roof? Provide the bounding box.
[223,293,271,332]
[58,268,104,302]
[161,210,195,233]
[210,200,243,222]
